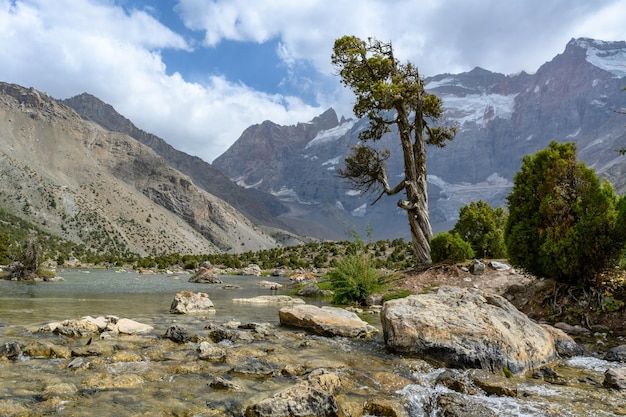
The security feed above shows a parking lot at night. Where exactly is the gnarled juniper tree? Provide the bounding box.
[332,35,456,266]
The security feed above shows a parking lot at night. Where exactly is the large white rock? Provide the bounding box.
[279,304,378,338]
[114,318,153,335]
[381,286,556,375]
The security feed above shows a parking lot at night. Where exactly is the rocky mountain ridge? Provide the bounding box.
[61,93,290,229]
[0,83,282,256]
[213,37,626,241]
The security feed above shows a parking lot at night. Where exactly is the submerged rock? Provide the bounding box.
[39,316,153,337]
[381,286,555,375]
[0,341,21,360]
[244,369,341,417]
[604,367,626,389]
[233,295,304,304]
[279,304,378,338]
[169,291,215,314]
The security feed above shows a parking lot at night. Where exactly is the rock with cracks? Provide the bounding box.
[244,369,341,417]
[169,291,215,314]
[381,286,555,375]
[279,304,377,338]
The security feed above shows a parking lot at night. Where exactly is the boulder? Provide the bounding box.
[297,283,322,297]
[241,264,262,276]
[380,286,555,375]
[488,261,511,271]
[259,280,283,289]
[44,318,101,337]
[198,342,227,361]
[469,259,485,275]
[188,267,222,283]
[0,341,21,360]
[115,318,153,334]
[279,304,378,338]
[604,345,626,363]
[244,369,341,417]
[604,367,626,389]
[169,291,215,314]
[230,357,276,377]
[435,393,498,417]
[164,324,189,344]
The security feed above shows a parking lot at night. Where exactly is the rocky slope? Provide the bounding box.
[0,83,280,256]
[213,38,626,241]
[61,93,290,229]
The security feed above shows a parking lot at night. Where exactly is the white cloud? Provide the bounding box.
[0,0,324,162]
[1,0,625,164]
[176,0,625,75]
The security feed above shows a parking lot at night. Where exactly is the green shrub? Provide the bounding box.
[452,200,507,259]
[326,254,381,305]
[505,141,626,285]
[430,232,475,263]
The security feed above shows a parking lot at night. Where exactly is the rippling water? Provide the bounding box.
[1,269,626,416]
[0,269,307,328]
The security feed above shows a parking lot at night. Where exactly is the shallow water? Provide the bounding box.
[1,269,626,416]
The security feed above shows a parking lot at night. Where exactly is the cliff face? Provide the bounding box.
[62,93,290,226]
[0,83,281,256]
[213,38,626,241]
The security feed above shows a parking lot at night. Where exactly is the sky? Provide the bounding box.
[0,0,625,163]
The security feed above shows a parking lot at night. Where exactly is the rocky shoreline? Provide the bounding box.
[2,285,626,416]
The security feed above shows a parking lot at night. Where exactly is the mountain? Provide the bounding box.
[61,93,289,229]
[213,38,626,241]
[0,82,282,256]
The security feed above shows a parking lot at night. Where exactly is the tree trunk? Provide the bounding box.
[396,105,432,266]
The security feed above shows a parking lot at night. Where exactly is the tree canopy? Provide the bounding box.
[332,35,455,266]
[453,200,507,259]
[505,141,626,285]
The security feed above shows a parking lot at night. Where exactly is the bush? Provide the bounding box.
[505,141,626,285]
[430,232,475,263]
[326,254,381,305]
[452,200,507,259]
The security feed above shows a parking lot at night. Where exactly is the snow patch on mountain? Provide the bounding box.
[235,177,263,189]
[576,38,626,78]
[351,203,367,217]
[304,120,354,149]
[440,93,517,127]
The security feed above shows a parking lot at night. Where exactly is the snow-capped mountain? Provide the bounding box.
[213,38,626,241]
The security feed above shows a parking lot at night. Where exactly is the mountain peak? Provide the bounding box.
[566,37,626,78]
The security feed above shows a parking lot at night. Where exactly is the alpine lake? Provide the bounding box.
[0,269,625,416]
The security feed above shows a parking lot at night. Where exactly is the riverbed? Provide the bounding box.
[1,269,625,416]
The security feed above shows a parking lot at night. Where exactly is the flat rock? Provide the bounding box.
[279,304,378,338]
[232,295,304,304]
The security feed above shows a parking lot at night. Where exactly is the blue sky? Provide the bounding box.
[1,0,625,163]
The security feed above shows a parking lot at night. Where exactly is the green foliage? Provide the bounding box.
[505,141,626,285]
[430,232,475,263]
[326,254,382,305]
[332,35,456,266]
[452,200,507,259]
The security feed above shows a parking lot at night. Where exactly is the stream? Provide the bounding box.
[1,269,625,416]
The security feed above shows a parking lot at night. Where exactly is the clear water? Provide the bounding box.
[0,269,314,329]
[1,270,626,416]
